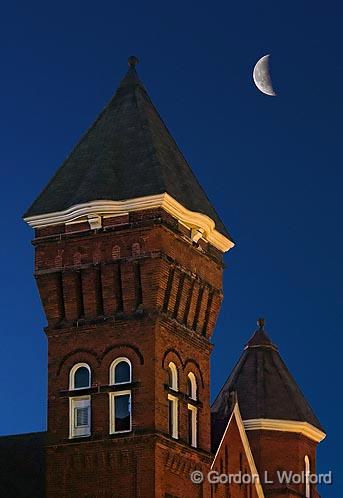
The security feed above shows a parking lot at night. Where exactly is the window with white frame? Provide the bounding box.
[69,396,91,438]
[167,362,178,439]
[109,390,132,433]
[187,404,197,447]
[69,363,91,390]
[69,363,92,438]
[168,362,178,391]
[187,372,197,400]
[187,372,198,447]
[304,455,311,498]
[168,393,178,439]
[110,357,132,385]
[109,357,132,434]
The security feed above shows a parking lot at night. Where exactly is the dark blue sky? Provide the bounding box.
[0,1,341,496]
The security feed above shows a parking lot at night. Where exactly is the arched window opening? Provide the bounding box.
[70,363,91,390]
[187,372,197,400]
[69,363,92,438]
[168,362,178,391]
[110,358,132,385]
[187,371,198,447]
[304,455,311,498]
[109,358,132,434]
[166,362,178,439]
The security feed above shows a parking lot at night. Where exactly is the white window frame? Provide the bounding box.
[304,455,310,498]
[69,363,91,390]
[187,372,197,400]
[109,390,132,434]
[187,403,198,448]
[109,357,132,386]
[69,395,91,438]
[168,393,179,439]
[168,362,178,391]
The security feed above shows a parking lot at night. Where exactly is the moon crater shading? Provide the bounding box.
[253,55,276,96]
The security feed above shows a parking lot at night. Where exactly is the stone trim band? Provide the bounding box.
[243,418,326,443]
[24,193,234,252]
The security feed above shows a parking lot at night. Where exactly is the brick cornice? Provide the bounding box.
[35,250,224,293]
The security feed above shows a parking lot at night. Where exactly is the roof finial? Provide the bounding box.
[257,317,265,330]
[128,55,139,68]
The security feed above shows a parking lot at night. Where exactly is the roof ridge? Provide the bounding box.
[141,86,229,234]
[269,348,303,421]
[272,351,323,428]
[211,349,249,411]
[23,86,118,219]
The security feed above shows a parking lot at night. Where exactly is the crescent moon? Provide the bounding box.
[253,54,276,96]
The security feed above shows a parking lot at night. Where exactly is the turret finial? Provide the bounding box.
[128,55,139,68]
[257,318,265,330]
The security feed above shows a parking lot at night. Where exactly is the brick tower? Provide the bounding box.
[24,57,234,498]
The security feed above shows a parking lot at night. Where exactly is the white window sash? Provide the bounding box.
[305,455,311,498]
[109,357,132,386]
[109,390,132,434]
[69,396,91,438]
[69,363,91,390]
[168,362,178,391]
[168,394,179,439]
[188,403,198,448]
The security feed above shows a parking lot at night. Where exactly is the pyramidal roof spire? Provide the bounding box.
[24,57,233,252]
[245,317,278,350]
[118,55,142,88]
[128,55,139,67]
[212,319,324,438]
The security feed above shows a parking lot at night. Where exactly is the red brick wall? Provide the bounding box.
[247,430,318,498]
[32,209,224,498]
[211,415,260,498]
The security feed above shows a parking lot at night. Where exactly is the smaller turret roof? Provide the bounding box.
[212,319,323,432]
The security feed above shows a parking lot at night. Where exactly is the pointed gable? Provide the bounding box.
[24,57,231,245]
[211,403,265,498]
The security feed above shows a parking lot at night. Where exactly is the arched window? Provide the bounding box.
[109,358,132,434]
[110,357,132,385]
[69,363,91,390]
[187,372,197,400]
[168,362,178,391]
[167,362,178,439]
[304,455,311,498]
[69,363,91,438]
[187,371,198,447]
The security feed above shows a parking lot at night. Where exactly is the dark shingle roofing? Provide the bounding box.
[24,59,230,239]
[0,432,46,498]
[211,324,323,437]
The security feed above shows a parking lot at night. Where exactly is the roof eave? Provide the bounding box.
[243,418,326,443]
[23,193,234,253]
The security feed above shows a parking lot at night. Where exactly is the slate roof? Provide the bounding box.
[211,323,323,445]
[24,58,230,239]
[0,431,46,498]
